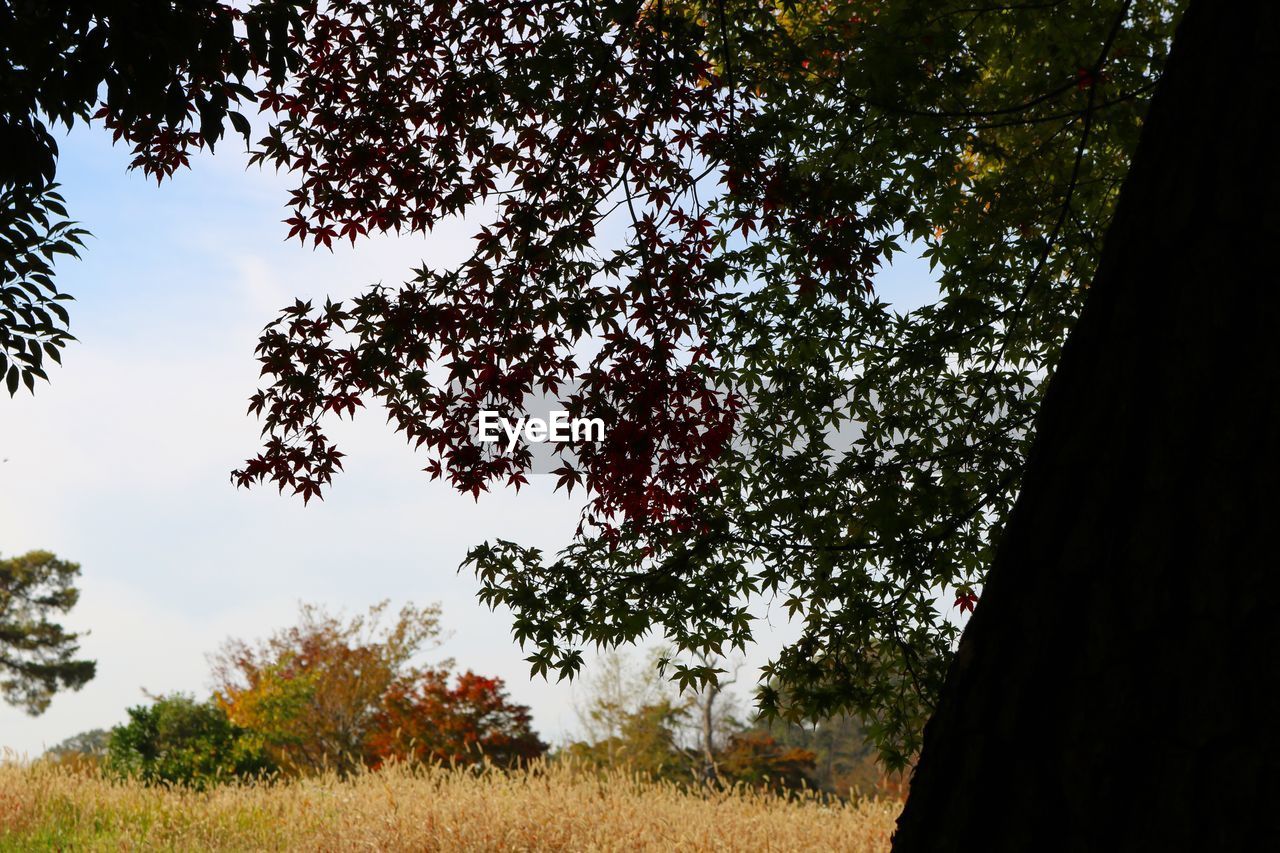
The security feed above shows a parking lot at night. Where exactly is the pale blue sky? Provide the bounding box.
[0,123,938,756]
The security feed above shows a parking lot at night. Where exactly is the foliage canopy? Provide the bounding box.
[5,0,1187,764]
[0,549,95,714]
[0,0,302,392]
[227,0,1185,763]
[105,693,274,788]
[211,600,442,776]
[367,668,546,769]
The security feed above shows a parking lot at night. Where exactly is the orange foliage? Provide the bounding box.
[717,732,818,793]
[365,668,546,768]
[211,602,441,776]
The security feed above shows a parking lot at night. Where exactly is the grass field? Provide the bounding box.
[0,760,900,851]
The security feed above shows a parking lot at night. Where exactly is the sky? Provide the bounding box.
[0,123,939,757]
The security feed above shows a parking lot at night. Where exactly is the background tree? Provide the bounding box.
[716,732,817,795]
[41,726,110,775]
[104,693,273,788]
[211,601,441,776]
[570,649,679,765]
[749,713,907,798]
[0,0,302,393]
[365,667,546,769]
[0,549,94,714]
[678,651,744,784]
[232,0,1187,763]
[566,699,694,784]
[45,727,110,760]
[566,650,694,780]
[566,648,800,791]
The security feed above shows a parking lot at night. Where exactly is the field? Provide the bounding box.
[0,760,900,851]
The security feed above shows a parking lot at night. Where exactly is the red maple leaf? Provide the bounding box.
[955,590,979,614]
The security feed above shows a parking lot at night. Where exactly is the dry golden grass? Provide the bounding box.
[0,759,900,851]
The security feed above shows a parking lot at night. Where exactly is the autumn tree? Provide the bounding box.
[565,650,685,778]
[566,649,751,786]
[0,549,95,714]
[231,0,1187,766]
[0,0,302,393]
[716,732,817,795]
[570,649,679,763]
[365,668,546,768]
[211,601,441,776]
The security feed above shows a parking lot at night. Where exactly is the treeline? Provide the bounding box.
[560,652,907,799]
[44,602,545,787]
[38,603,902,798]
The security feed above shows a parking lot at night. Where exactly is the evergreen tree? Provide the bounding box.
[0,550,94,714]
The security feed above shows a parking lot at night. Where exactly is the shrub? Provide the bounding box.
[105,694,273,788]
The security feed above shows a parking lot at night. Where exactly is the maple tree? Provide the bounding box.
[365,668,545,769]
[231,0,1185,765]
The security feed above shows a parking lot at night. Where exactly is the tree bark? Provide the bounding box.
[894,2,1280,849]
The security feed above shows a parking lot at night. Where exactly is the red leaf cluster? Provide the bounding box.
[232,1,877,537]
[365,668,546,769]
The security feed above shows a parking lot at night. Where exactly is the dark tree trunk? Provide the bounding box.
[894,2,1280,849]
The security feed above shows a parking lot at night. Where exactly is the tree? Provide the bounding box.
[893,2,1279,846]
[567,666,828,794]
[0,549,95,714]
[567,699,694,783]
[566,648,755,786]
[210,601,441,776]
[571,649,679,762]
[1,0,302,393]
[750,713,907,798]
[717,731,817,795]
[46,727,110,760]
[104,693,273,788]
[232,0,1187,763]
[680,651,744,784]
[366,667,546,768]
[42,726,111,774]
[566,649,693,780]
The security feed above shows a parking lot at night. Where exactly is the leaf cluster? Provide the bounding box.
[0,0,304,390]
